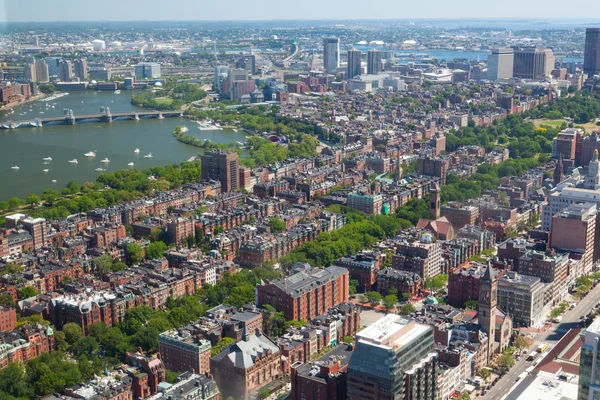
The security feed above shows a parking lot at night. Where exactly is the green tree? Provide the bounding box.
[0,362,31,398]
[0,293,14,307]
[8,197,24,211]
[26,193,41,207]
[514,336,531,350]
[0,263,23,275]
[400,304,416,315]
[464,299,478,310]
[267,218,287,233]
[365,291,382,305]
[145,241,168,260]
[480,368,492,385]
[383,294,398,310]
[63,323,83,345]
[213,225,225,235]
[424,274,448,295]
[126,243,144,265]
[17,286,37,300]
[343,336,354,344]
[497,353,515,370]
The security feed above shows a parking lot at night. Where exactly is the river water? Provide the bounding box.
[0,91,246,201]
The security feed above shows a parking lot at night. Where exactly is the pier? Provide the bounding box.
[1,108,184,129]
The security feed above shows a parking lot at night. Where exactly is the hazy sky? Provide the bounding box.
[2,0,600,21]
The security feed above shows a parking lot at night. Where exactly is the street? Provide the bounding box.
[482,283,600,399]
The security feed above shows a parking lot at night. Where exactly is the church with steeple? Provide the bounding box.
[477,264,513,364]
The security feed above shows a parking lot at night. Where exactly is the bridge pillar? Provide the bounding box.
[158,112,164,119]
[67,109,76,125]
[10,123,16,129]
[36,119,42,127]
[134,113,140,121]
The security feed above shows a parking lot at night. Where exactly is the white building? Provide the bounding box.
[92,39,106,51]
[487,48,514,81]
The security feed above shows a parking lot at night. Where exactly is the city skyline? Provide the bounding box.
[3,0,600,22]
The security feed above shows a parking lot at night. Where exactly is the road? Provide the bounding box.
[482,283,600,399]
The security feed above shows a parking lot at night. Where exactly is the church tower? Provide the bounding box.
[479,264,497,364]
[429,183,441,219]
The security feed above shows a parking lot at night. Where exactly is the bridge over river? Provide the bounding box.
[1,108,184,129]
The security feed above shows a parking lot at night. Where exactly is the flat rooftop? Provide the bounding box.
[356,314,429,349]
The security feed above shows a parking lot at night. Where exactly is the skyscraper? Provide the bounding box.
[367,49,382,75]
[200,150,239,192]
[487,48,514,80]
[44,57,61,77]
[512,47,554,80]
[578,317,600,400]
[73,58,88,81]
[323,38,340,73]
[58,59,73,82]
[347,314,438,400]
[34,60,49,83]
[584,28,600,76]
[347,50,362,79]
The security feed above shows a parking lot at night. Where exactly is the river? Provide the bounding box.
[0,91,247,201]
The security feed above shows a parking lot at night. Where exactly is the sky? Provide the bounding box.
[2,0,600,21]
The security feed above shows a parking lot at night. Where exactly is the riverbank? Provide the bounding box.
[0,93,46,112]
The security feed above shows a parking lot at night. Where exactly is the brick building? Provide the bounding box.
[0,306,16,332]
[255,264,349,321]
[210,333,281,400]
[377,269,423,296]
[158,329,212,375]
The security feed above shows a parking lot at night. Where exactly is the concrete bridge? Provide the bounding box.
[0,108,184,129]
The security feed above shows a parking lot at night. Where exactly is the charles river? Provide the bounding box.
[0,91,247,201]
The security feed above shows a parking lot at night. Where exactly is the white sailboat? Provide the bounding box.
[68,159,78,164]
[134,148,140,153]
[144,153,153,158]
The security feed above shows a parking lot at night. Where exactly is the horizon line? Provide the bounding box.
[0,17,599,24]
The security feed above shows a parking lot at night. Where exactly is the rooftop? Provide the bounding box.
[356,314,430,349]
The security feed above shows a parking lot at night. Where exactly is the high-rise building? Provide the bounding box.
[512,47,554,80]
[134,62,161,79]
[235,54,256,74]
[23,63,35,81]
[44,57,61,77]
[367,49,382,75]
[214,65,228,89]
[584,28,600,76]
[551,202,600,277]
[58,59,73,82]
[578,317,600,400]
[34,60,49,83]
[73,58,88,81]
[226,68,248,99]
[323,38,340,73]
[200,150,239,192]
[347,314,438,400]
[347,50,362,79]
[487,48,514,80]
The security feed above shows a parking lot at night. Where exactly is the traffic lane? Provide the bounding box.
[481,350,537,399]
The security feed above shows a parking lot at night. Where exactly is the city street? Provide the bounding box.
[482,283,600,399]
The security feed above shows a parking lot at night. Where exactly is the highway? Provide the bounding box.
[481,283,600,399]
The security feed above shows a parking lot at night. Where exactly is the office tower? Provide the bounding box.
[367,49,382,74]
[584,28,600,76]
[347,50,362,79]
[512,47,554,80]
[235,55,256,75]
[487,48,514,80]
[214,65,228,89]
[226,68,248,99]
[134,62,161,79]
[478,265,497,362]
[323,38,340,73]
[551,202,600,274]
[44,57,61,77]
[347,314,438,400]
[578,317,600,400]
[58,59,73,82]
[200,150,239,192]
[34,60,49,83]
[73,58,88,80]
